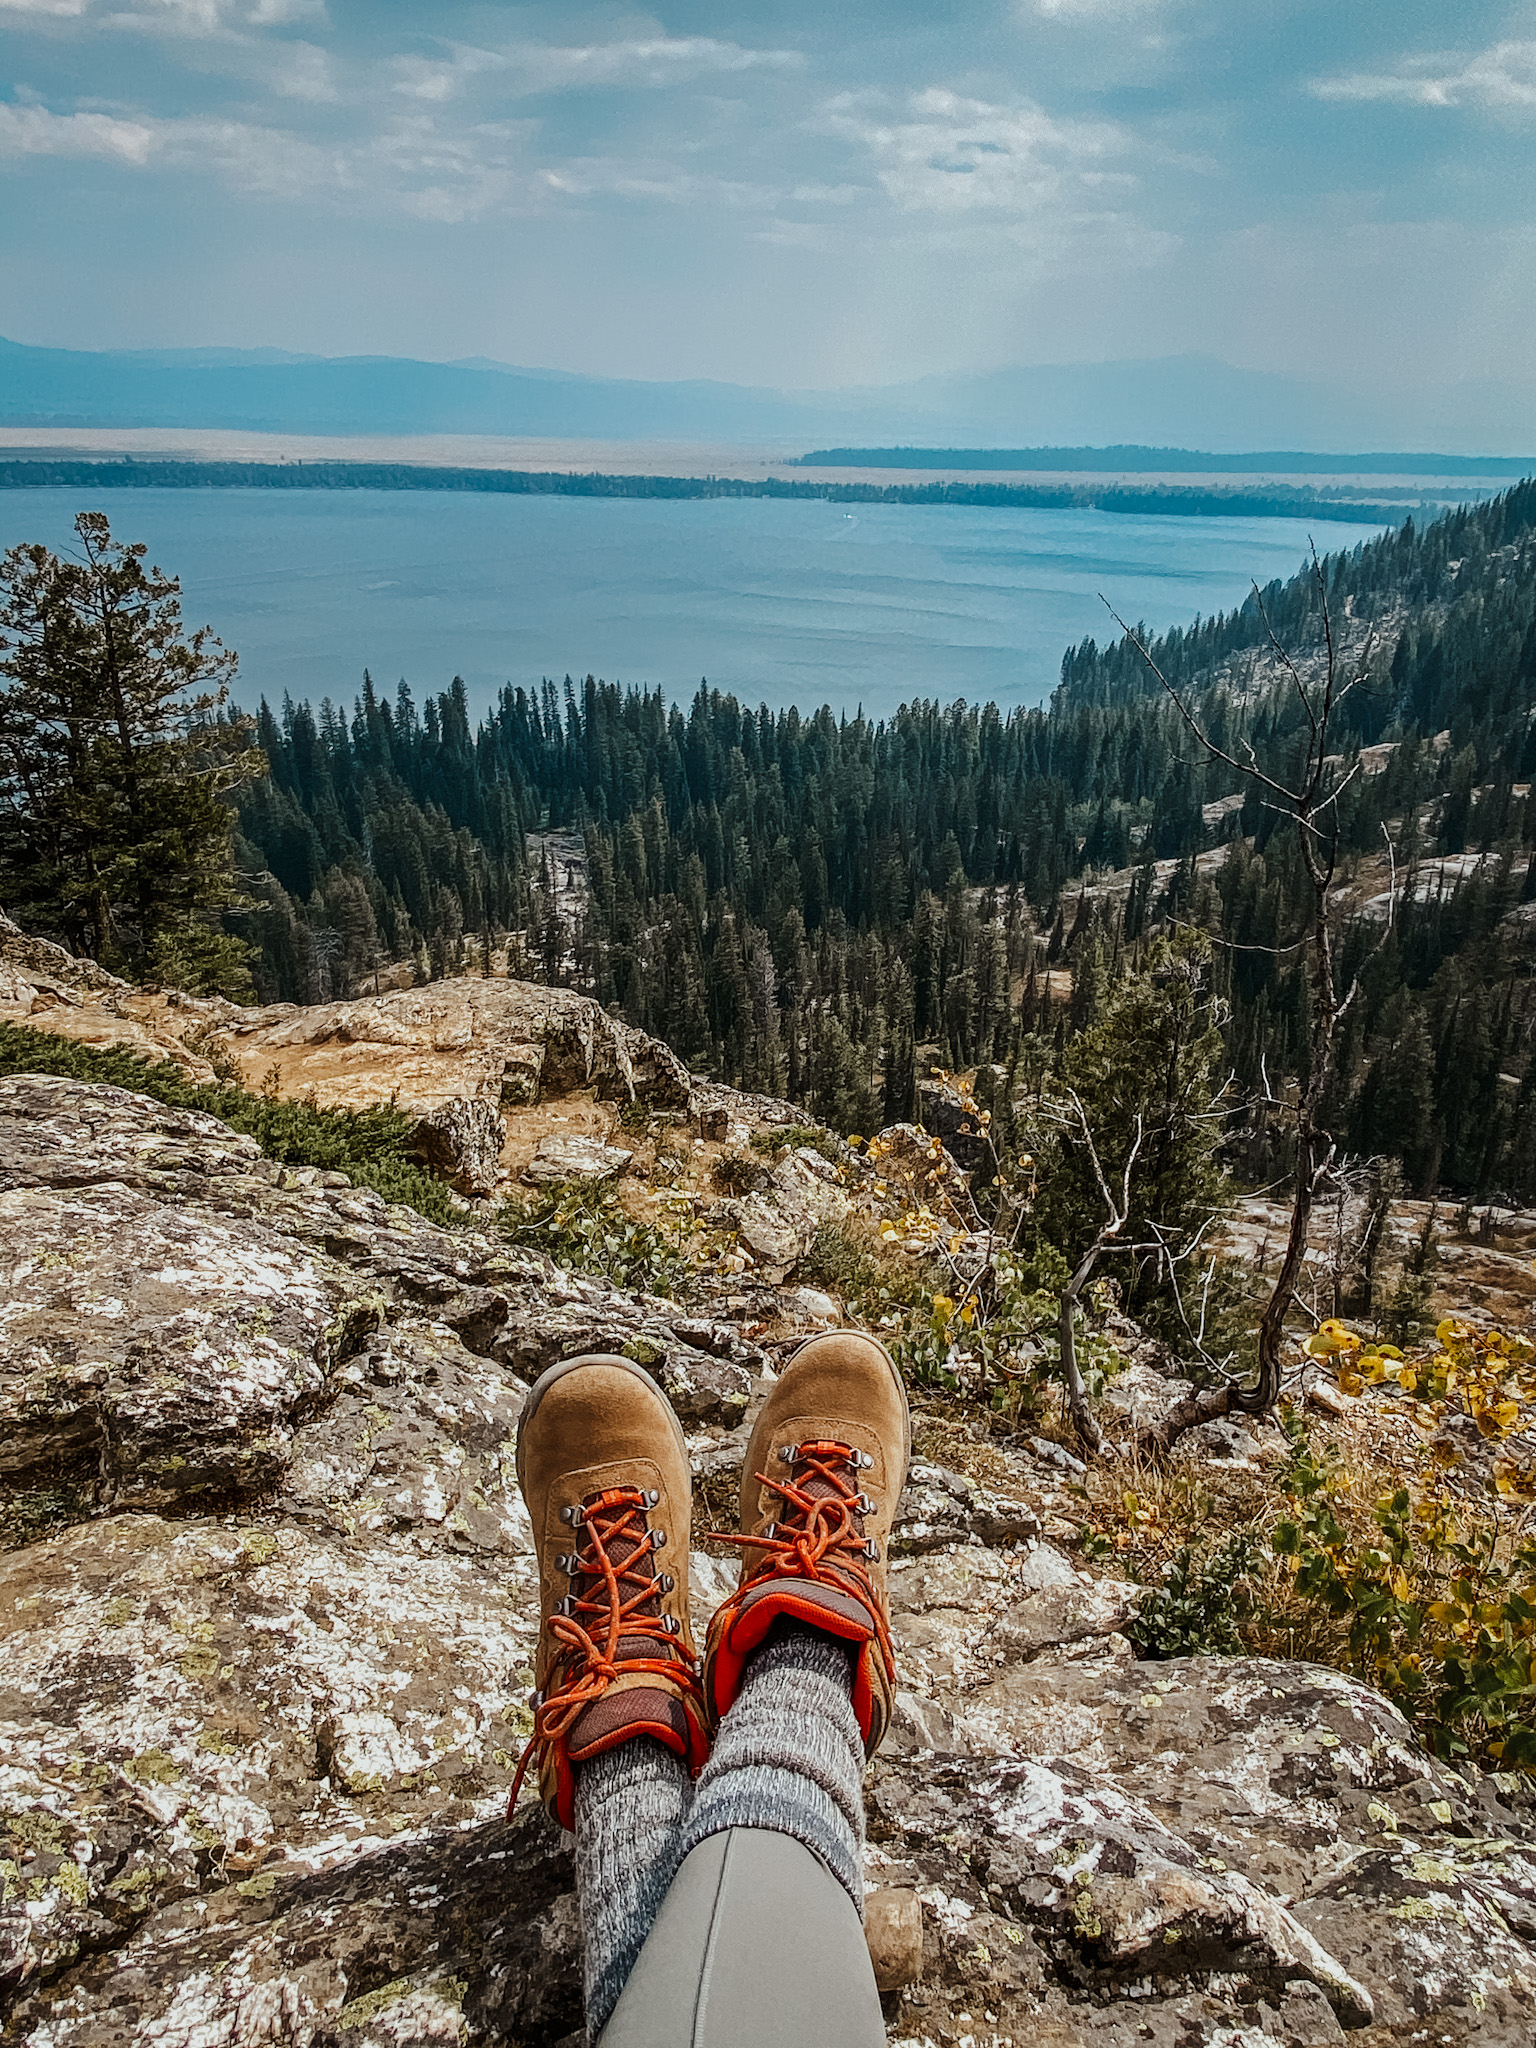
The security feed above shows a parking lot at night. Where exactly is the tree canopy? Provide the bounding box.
[0,512,263,990]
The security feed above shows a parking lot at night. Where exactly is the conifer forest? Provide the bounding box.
[10,485,1535,1203]
[219,483,1536,1202]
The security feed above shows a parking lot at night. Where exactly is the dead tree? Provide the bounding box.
[1054,1094,1144,1450]
[1105,550,1389,1447]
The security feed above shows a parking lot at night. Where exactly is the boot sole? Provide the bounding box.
[514,1350,691,1499]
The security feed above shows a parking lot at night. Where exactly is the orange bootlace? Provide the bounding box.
[708,1440,895,1678]
[508,1484,694,1812]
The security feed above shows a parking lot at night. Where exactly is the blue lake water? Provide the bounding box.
[0,488,1393,721]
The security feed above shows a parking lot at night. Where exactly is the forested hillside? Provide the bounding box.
[235,482,1536,1197]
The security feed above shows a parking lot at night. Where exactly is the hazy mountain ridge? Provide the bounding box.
[2,336,1525,455]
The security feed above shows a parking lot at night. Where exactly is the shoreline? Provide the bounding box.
[0,454,1462,523]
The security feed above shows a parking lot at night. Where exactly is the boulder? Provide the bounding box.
[407,1097,505,1197]
[523,1134,633,1186]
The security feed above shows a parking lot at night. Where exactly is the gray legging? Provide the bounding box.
[599,1827,887,2048]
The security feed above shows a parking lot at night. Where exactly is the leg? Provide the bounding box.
[598,1826,885,2048]
[510,1354,712,2042]
[575,1737,691,2038]
[602,1331,912,2046]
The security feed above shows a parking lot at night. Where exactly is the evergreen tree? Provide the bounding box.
[0,513,263,990]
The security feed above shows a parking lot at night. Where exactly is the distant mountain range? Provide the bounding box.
[0,335,1529,456]
[797,446,1532,477]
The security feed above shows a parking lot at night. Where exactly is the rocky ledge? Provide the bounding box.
[3,1075,1536,2046]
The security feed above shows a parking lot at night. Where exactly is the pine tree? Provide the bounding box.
[0,513,263,990]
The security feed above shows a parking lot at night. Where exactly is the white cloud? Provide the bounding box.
[247,0,324,22]
[1028,0,1164,15]
[1315,38,1536,111]
[0,90,549,220]
[388,34,802,106]
[0,99,157,158]
[8,0,327,31]
[390,45,506,104]
[506,35,802,96]
[269,37,334,101]
[824,87,1129,217]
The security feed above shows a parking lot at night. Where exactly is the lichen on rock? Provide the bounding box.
[3,1064,1536,2045]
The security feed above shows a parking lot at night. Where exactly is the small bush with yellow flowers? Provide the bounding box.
[1273,1311,1536,1768]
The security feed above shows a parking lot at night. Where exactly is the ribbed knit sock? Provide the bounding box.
[677,1625,866,1912]
[572,1736,691,2042]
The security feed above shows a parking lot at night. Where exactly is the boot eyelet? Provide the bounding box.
[651,1529,667,1551]
[529,1687,545,1709]
[763,1521,777,1541]
[556,1595,577,1616]
[664,1614,682,1636]
[560,1503,584,1526]
[658,1572,675,1594]
[863,1539,880,1560]
[778,1444,797,1464]
[646,1488,661,1507]
[859,1452,874,1469]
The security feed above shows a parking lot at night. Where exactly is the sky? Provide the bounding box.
[2,0,1535,417]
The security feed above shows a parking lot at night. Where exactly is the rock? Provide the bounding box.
[863,1885,923,1992]
[523,1135,633,1186]
[727,1190,811,1270]
[789,1286,838,1321]
[214,980,694,1125]
[893,1460,1040,1556]
[408,1097,505,1197]
[869,1752,1373,2028]
[1102,1358,1196,1432]
[698,1107,730,1142]
[5,1071,1536,2045]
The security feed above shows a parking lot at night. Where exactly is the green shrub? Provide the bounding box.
[0,1022,459,1225]
[504,1179,692,1298]
[1272,1316,1536,1767]
[749,1124,842,1165]
[1126,1533,1261,1658]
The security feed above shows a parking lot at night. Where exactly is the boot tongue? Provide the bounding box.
[789,1448,865,1537]
[575,1503,676,1669]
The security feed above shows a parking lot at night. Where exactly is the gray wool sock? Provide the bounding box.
[677,1625,866,1913]
[573,1736,691,2042]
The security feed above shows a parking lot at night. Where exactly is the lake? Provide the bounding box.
[0,488,1393,720]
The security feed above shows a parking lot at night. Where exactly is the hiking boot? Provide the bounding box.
[703,1330,910,1757]
[511,1353,709,1829]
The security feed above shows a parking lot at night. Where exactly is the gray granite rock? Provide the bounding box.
[3,1076,1535,2047]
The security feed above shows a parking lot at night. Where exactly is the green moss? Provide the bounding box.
[45,1860,89,1907]
[234,1872,277,1899]
[1070,1884,1102,1939]
[1388,1896,1442,1920]
[0,1481,93,1554]
[125,1751,181,1785]
[335,1978,411,2029]
[2,1809,70,1854]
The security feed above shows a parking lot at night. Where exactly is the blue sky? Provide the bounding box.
[2,0,1534,413]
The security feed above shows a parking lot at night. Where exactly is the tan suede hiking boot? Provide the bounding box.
[702,1330,910,1757]
[511,1353,709,1830]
